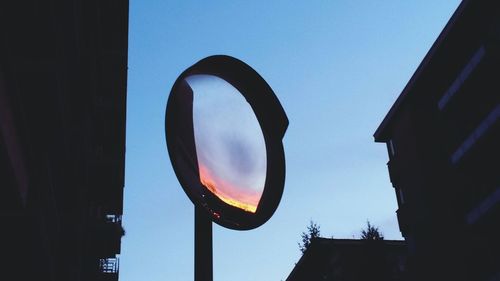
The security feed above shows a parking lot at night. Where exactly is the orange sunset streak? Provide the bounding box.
[198,164,259,213]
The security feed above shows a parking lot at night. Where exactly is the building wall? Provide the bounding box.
[0,1,128,280]
[286,238,407,281]
[374,0,500,280]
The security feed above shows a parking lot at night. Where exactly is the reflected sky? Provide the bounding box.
[185,74,267,213]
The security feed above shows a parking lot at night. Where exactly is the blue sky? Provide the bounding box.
[121,1,461,281]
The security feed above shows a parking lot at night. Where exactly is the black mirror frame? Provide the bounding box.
[165,55,288,230]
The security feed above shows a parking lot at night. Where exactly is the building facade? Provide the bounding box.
[286,238,407,281]
[0,0,128,280]
[374,0,500,280]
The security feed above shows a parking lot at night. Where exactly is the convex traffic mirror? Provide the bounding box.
[165,55,288,230]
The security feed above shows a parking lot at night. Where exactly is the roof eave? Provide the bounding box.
[373,0,469,142]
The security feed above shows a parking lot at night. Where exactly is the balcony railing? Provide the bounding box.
[99,257,119,274]
[105,214,122,223]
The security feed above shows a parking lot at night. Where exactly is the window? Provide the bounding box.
[388,139,396,157]
[398,188,405,205]
[451,104,500,164]
[438,45,486,110]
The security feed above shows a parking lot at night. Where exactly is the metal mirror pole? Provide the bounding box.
[195,206,213,281]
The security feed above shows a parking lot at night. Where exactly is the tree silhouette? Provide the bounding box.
[299,220,321,253]
[360,221,384,240]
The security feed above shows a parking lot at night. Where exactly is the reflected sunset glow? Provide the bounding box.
[199,164,259,213]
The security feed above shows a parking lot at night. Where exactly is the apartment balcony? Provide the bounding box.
[98,257,119,281]
[396,206,410,237]
[89,214,124,257]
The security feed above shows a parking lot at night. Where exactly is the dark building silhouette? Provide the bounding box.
[0,1,128,281]
[286,238,407,281]
[374,0,499,280]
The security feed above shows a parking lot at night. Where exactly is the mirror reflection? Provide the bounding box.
[185,74,267,213]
